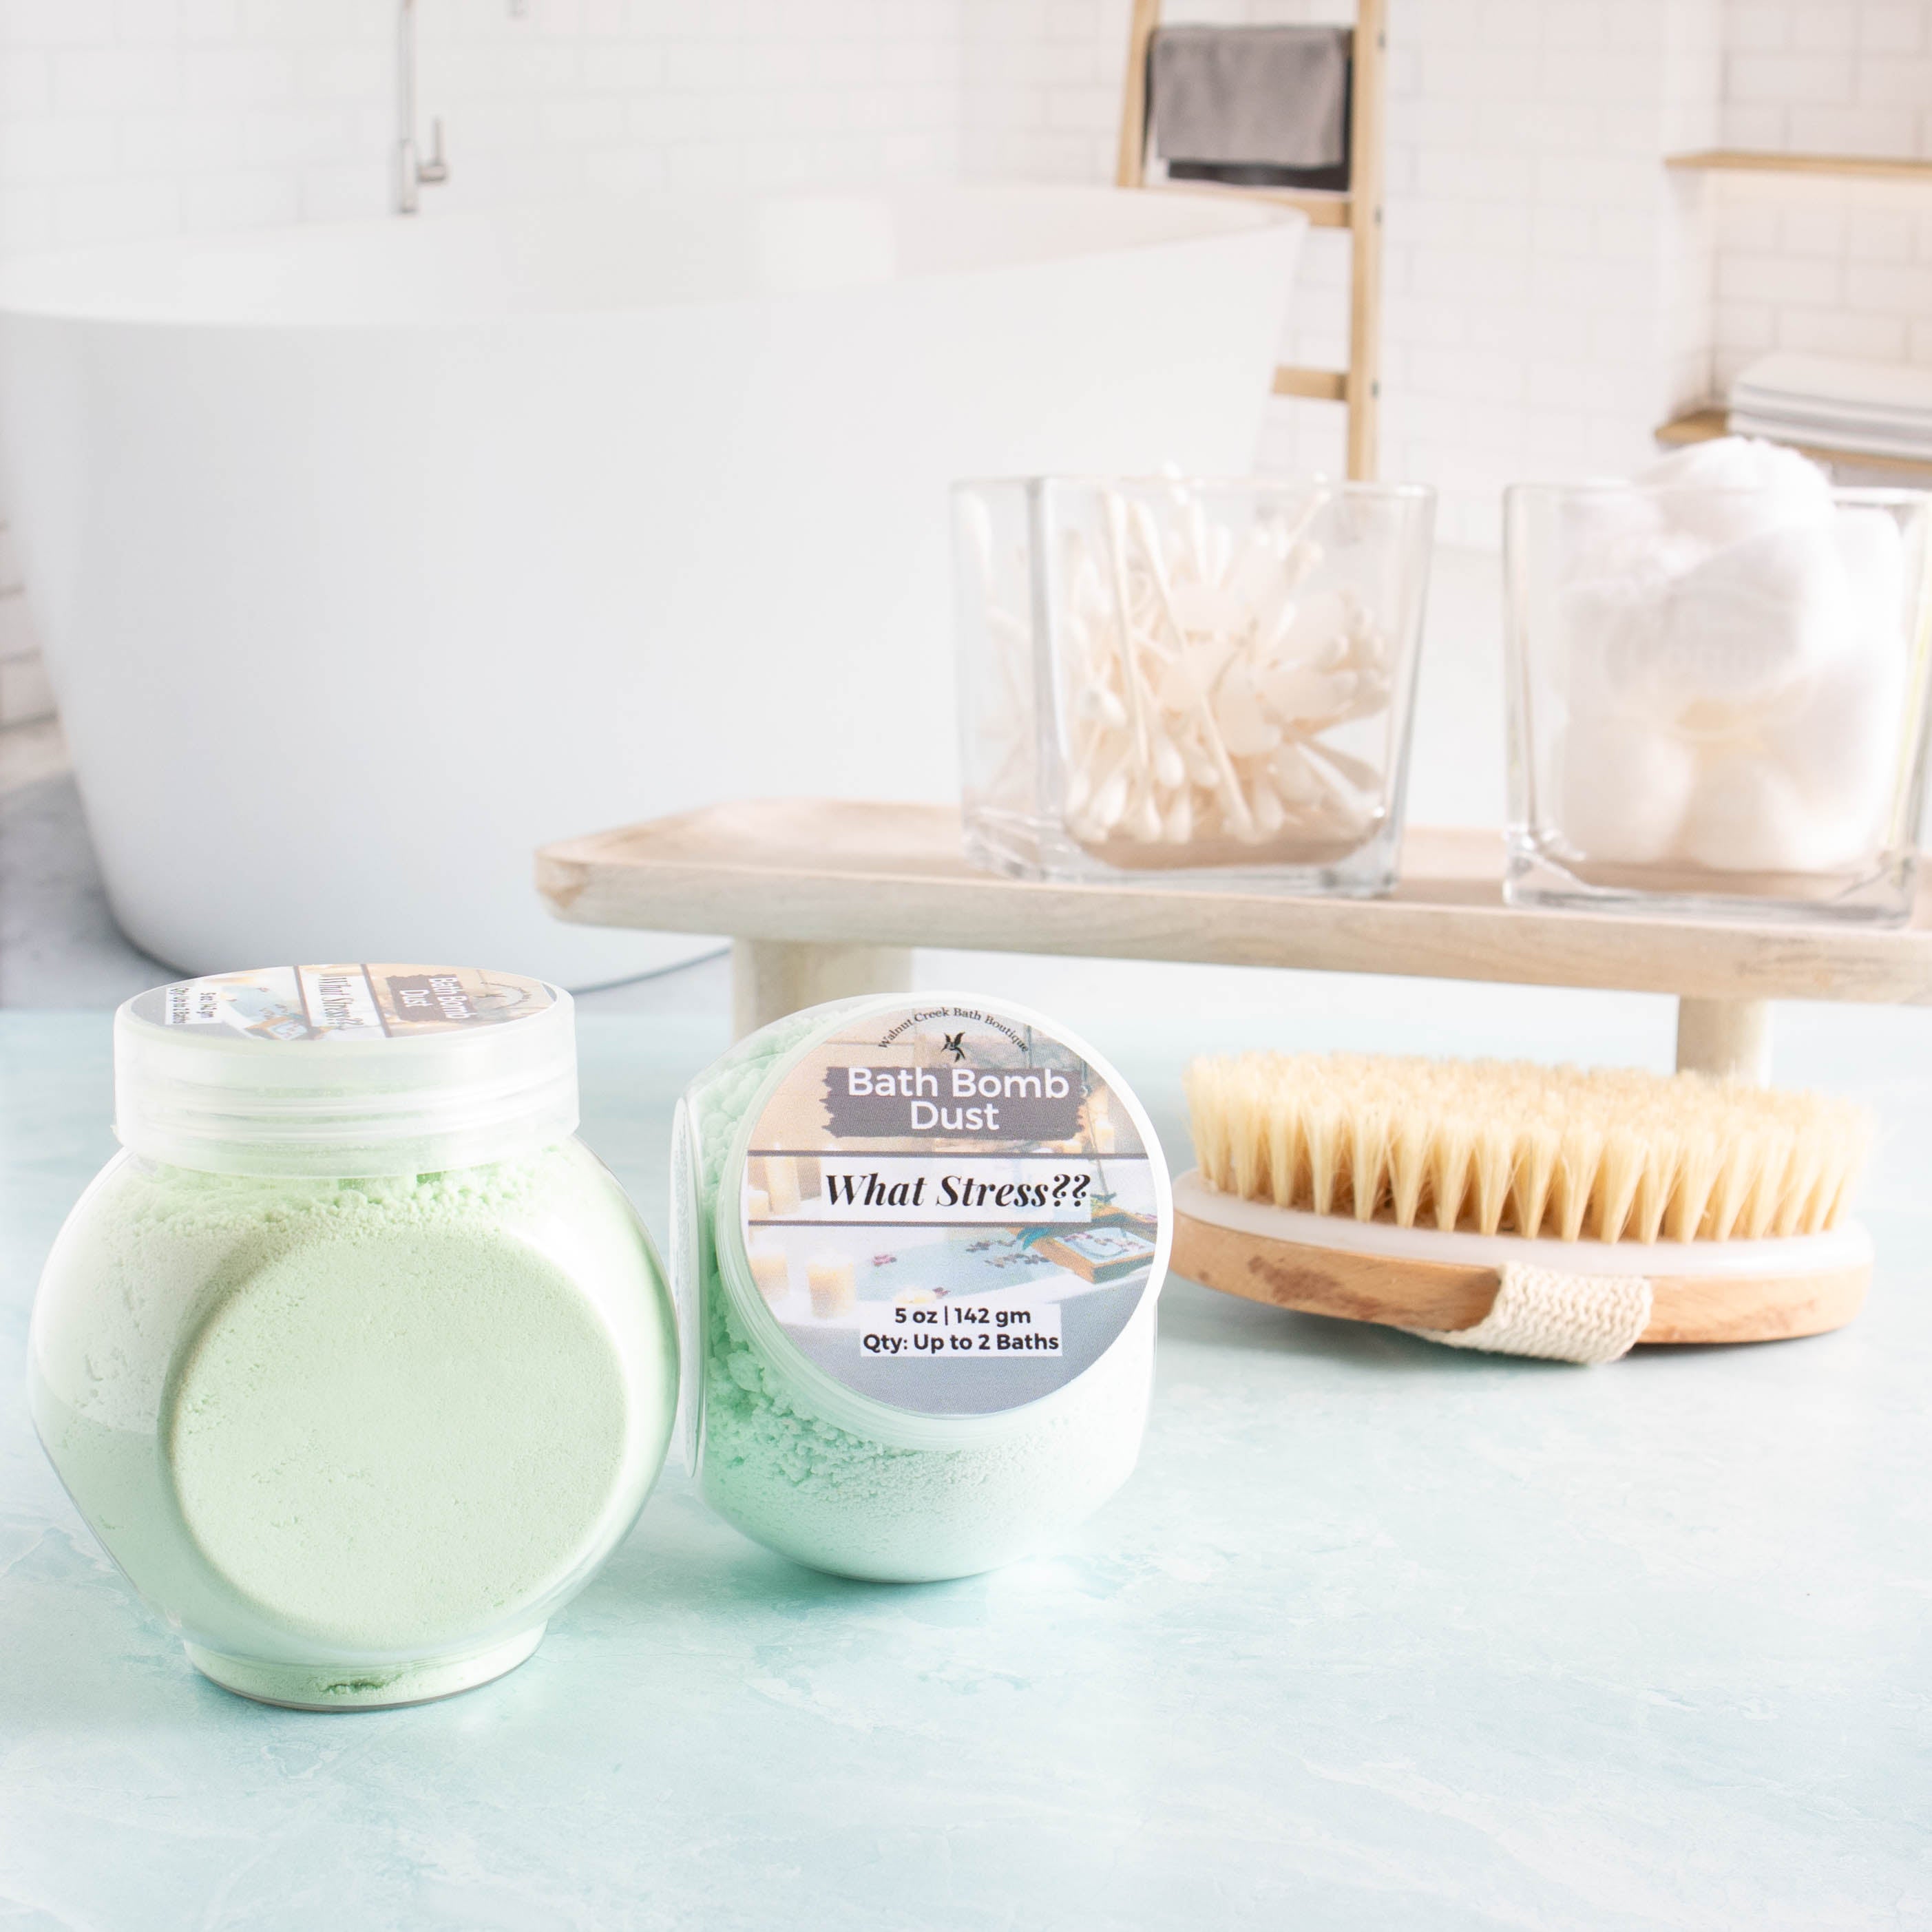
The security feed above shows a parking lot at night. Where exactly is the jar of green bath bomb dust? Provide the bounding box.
[673,993,1171,1584]
[30,965,677,1710]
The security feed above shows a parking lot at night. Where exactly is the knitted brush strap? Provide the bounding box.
[1407,1264,1653,1365]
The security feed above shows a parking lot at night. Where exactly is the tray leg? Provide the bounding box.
[732,939,914,1038]
[1674,996,1772,1083]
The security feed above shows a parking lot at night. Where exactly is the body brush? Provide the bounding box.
[1175,1053,1874,1363]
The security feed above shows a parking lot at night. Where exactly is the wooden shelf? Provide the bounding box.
[1666,149,1932,182]
[537,799,1932,1009]
[1655,405,1932,481]
[1655,406,1730,447]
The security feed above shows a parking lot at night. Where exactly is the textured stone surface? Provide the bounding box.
[2,1009,1928,1931]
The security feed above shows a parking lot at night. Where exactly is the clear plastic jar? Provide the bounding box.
[30,965,677,1709]
[673,994,1171,1584]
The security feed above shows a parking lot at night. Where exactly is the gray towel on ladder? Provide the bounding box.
[1148,25,1351,189]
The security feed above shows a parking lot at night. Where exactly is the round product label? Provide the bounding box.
[735,1000,1164,1418]
[129,965,554,1043]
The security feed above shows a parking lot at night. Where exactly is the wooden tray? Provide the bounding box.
[537,799,1932,1077]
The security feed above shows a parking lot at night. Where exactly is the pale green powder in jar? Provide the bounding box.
[33,1139,675,1683]
[32,966,678,1708]
[683,1003,1162,1585]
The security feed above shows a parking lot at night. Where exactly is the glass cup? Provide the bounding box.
[954,476,1435,895]
[1504,483,1932,925]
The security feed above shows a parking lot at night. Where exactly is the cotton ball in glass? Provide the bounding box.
[1767,640,1909,862]
[1555,530,1707,715]
[1636,519,1854,717]
[1679,754,1853,874]
[1555,715,1699,865]
[1640,437,1836,547]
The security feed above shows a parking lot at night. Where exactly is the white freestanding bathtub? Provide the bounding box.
[0,188,1303,983]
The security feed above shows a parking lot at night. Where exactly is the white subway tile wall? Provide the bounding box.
[0,0,1920,726]
[1721,0,1932,156]
[0,0,965,256]
[1708,2,1932,397]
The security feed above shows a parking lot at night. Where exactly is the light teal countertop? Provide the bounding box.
[3,1007,1928,1931]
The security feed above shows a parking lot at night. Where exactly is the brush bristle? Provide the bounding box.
[1184,1053,1872,1243]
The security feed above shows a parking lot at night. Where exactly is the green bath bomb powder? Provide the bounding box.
[700,1288,1151,1582]
[36,1145,662,1659]
[688,1011,1155,1584]
[169,1219,626,1650]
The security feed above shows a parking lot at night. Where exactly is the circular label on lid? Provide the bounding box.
[129,965,555,1043]
[734,1000,1166,1418]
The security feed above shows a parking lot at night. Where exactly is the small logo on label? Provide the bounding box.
[941,1031,967,1061]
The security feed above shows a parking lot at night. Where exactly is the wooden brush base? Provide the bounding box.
[1173,1210,1871,1346]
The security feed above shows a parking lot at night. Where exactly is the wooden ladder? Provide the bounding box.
[1114,0,1386,482]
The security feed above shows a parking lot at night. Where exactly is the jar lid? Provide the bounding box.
[115,965,577,1177]
[702,992,1172,1451]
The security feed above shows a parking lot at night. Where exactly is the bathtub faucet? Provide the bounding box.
[395,0,449,216]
